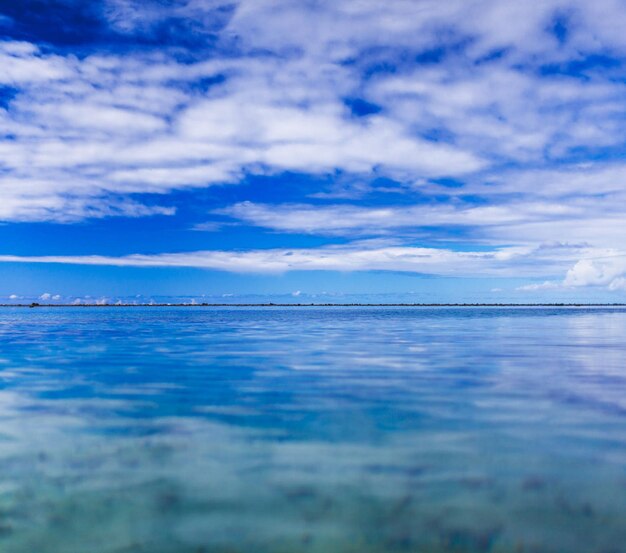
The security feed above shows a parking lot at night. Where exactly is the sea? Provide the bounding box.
[0,306,625,553]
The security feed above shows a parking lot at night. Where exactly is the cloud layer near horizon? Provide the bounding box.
[2,242,625,288]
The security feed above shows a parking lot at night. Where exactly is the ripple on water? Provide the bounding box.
[0,307,624,552]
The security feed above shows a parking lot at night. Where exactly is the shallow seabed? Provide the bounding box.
[0,307,625,553]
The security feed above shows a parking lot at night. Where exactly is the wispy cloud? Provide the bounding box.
[213,189,626,257]
[0,242,596,278]
[215,200,582,237]
[5,240,626,293]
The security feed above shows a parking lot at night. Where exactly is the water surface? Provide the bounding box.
[0,307,625,552]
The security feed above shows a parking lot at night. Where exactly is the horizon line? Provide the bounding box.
[5,303,626,308]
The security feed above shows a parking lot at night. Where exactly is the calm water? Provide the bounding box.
[0,307,625,553]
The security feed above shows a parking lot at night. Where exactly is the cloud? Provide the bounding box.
[11,240,626,293]
[513,252,626,292]
[516,281,561,292]
[215,200,584,237]
[177,97,485,176]
[0,41,73,84]
[102,0,235,41]
[608,278,626,291]
[0,242,588,278]
[0,37,486,222]
[4,0,626,297]
[191,221,224,232]
[0,193,175,223]
[3,0,626,225]
[228,0,626,63]
[35,292,61,301]
[563,256,626,289]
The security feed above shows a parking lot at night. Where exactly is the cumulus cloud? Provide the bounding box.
[512,252,626,292]
[564,256,626,289]
[36,292,62,301]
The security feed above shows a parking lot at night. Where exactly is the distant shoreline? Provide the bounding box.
[4,303,626,308]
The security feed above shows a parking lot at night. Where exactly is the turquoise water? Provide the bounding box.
[0,307,625,553]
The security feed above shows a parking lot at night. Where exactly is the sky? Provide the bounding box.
[2,0,626,303]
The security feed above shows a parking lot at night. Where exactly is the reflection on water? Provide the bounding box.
[0,307,625,552]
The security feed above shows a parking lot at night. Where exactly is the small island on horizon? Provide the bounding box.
[6,302,626,308]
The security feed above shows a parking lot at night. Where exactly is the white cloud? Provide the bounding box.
[216,200,584,237]
[192,221,224,232]
[226,0,626,63]
[516,281,561,292]
[3,0,626,224]
[608,277,626,291]
[28,102,167,135]
[0,242,586,278]
[513,252,626,292]
[0,193,174,223]
[563,256,626,289]
[177,98,484,176]
[109,164,238,188]
[0,41,74,85]
[0,35,485,223]
[13,240,626,293]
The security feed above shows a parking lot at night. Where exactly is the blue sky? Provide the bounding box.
[2,0,626,303]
